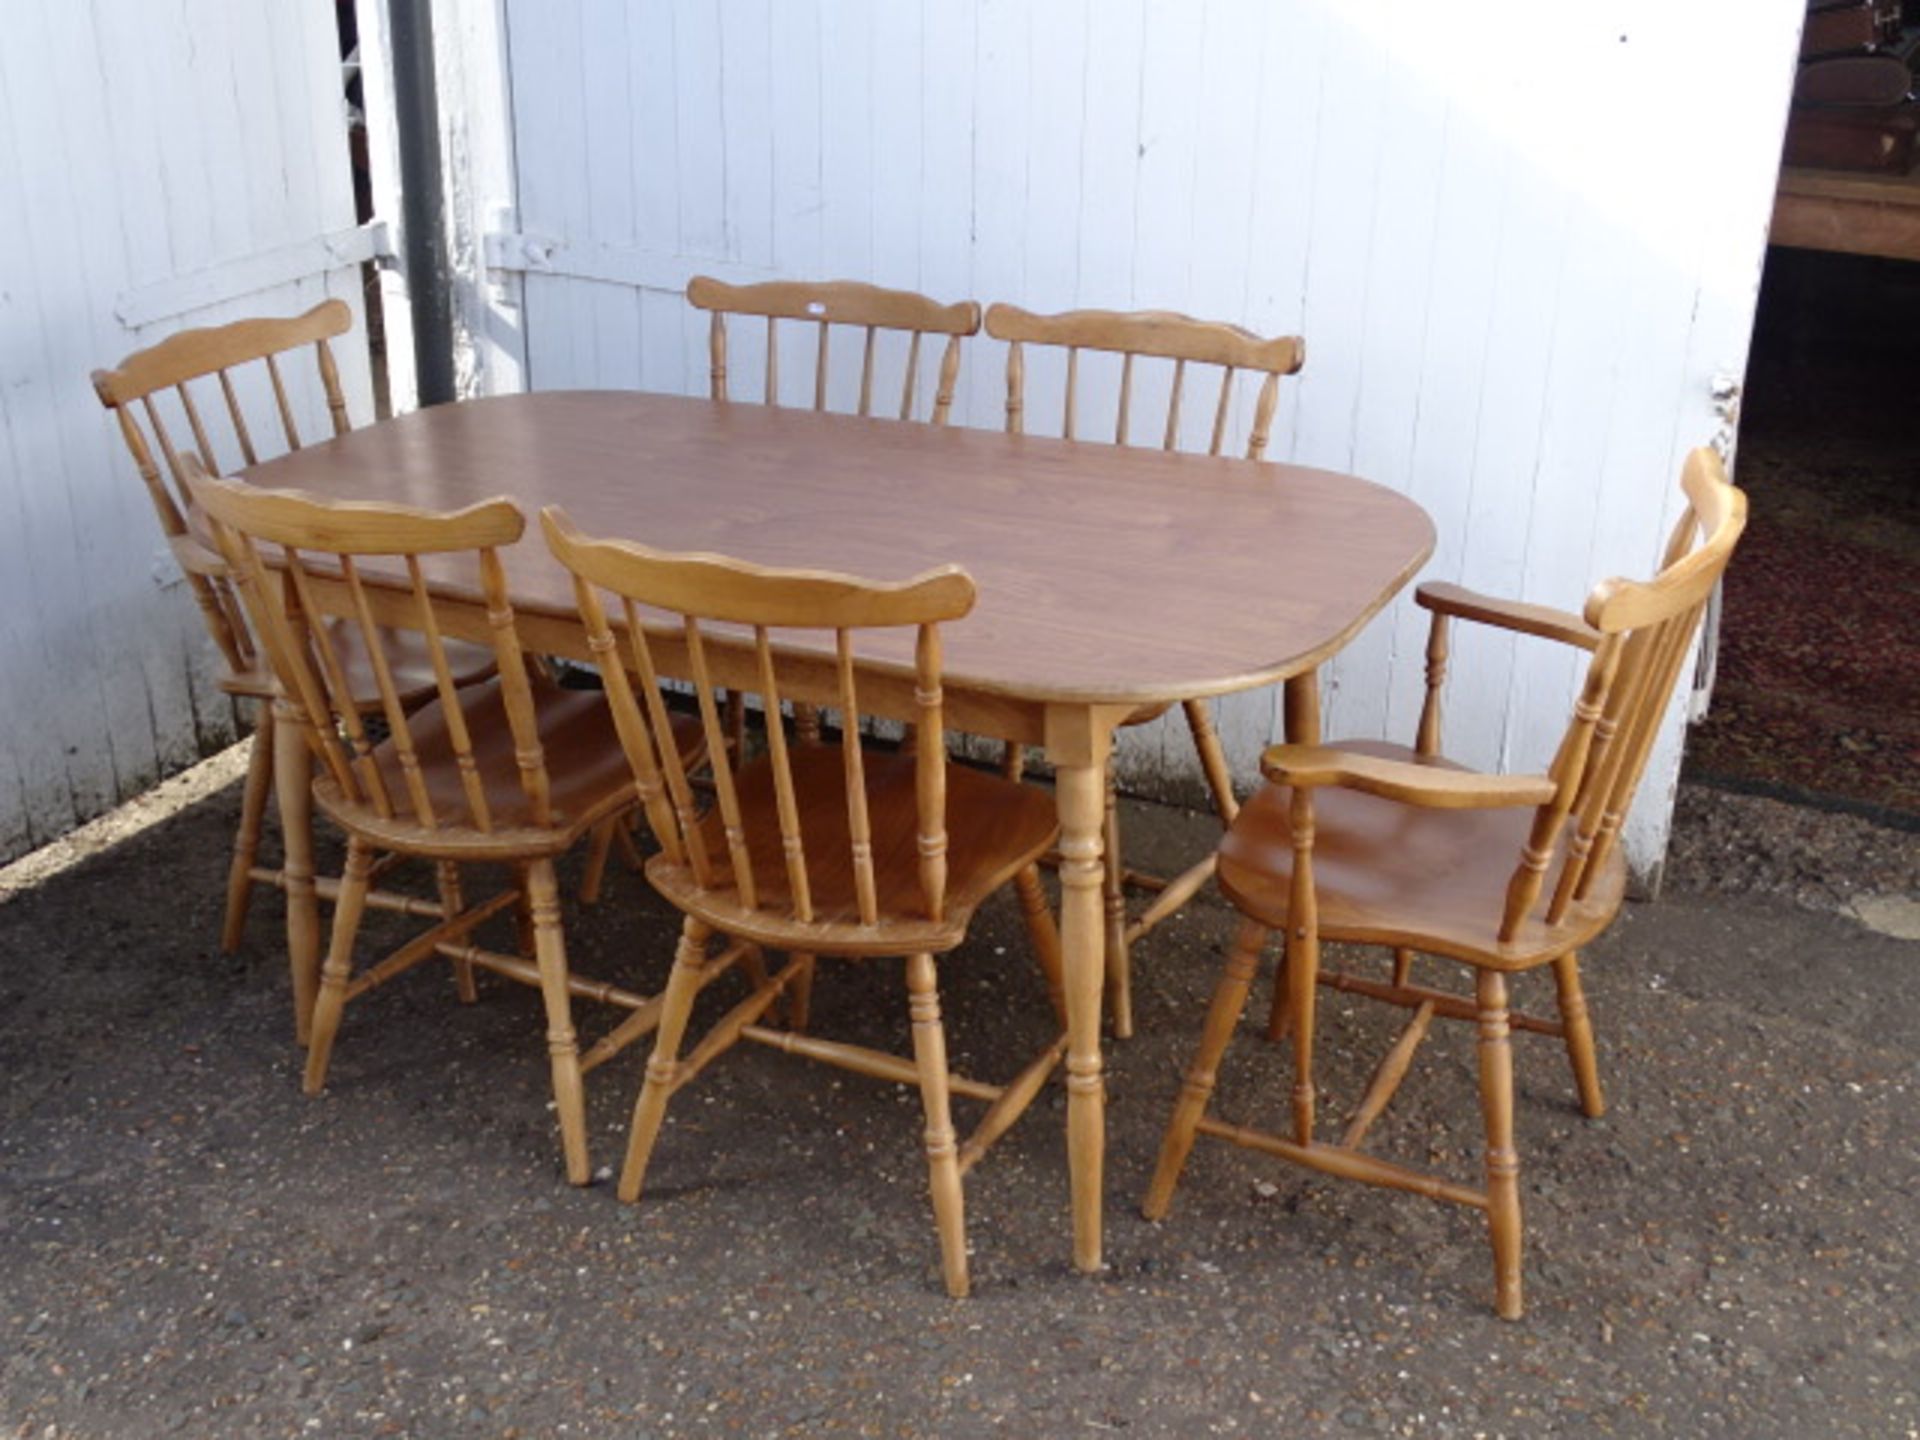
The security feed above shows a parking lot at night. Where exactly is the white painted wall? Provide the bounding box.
[0,0,372,861]
[453,0,1801,877]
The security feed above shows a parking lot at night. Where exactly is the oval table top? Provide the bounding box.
[240,390,1435,707]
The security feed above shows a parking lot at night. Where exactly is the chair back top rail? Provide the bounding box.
[188,458,555,840]
[543,505,972,928]
[688,276,981,425]
[985,303,1304,460]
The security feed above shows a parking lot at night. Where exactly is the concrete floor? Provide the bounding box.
[1,761,1916,1438]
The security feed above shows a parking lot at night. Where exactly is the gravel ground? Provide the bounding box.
[2,762,1916,1438]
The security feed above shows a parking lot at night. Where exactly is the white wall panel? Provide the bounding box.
[484,0,1803,874]
[0,0,370,860]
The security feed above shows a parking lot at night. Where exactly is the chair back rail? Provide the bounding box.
[1491,449,1746,940]
[984,304,1304,460]
[93,300,357,679]
[186,460,557,841]
[687,276,981,425]
[542,507,974,927]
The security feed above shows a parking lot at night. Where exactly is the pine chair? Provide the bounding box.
[92,300,494,957]
[984,302,1306,1037]
[542,507,1067,1297]
[187,463,706,1184]
[1143,448,1747,1318]
[686,275,983,750]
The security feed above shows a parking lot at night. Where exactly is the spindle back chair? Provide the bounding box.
[93,301,493,955]
[1144,448,1747,1318]
[984,303,1304,458]
[688,276,981,425]
[983,303,1307,1037]
[543,508,1069,1297]
[188,464,695,1185]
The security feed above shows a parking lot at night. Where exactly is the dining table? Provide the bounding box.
[235,388,1435,1274]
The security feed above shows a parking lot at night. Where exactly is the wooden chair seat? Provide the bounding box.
[312,676,699,860]
[649,748,1058,957]
[219,618,495,705]
[1217,740,1625,971]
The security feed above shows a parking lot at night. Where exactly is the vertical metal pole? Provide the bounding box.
[387,0,455,406]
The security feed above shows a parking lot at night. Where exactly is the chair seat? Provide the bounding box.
[649,746,1059,956]
[317,677,701,859]
[217,619,495,707]
[1216,740,1625,970]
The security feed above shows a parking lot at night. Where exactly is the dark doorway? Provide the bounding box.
[1683,246,1920,825]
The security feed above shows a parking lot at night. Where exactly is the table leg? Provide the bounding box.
[1283,670,1322,745]
[273,697,320,1047]
[1047,703,1120,1274]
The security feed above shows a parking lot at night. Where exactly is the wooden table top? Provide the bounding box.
[240,391,1434,707]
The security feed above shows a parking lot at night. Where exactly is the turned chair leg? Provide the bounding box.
[436,861,477,1002]
[1477,969,1525,1320]
[303,838,373,1095]
[619,916,712,1203]
[1012,863,1067,1026]
[511,862,536,958]
[906,952,969,1298]
[222,704,276,954]
[579,819,617,906]
[1103,769,1132,1039]
[524,858,590,1185]
[1143,918,1268,1219]
[786,952,817,1033]
[1554,950,1606,1119]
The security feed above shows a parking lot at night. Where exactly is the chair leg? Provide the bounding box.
[579,820,617,906]
[303,839,373,1095]
[525,858,590,1185]
[1012,863,1067,1026]
[1181,698,1240,826]
[512,862,536,958]
[1477,969,1525,1320]
[1103,769,1132,1039]
[1391,947,1415,988]
[274,700,322,1047]
[618,916,711,1203]
[1553,950,1606,1119]
[1143,918,1268,1220]
[905,952,969,1298]
[436,862,477,1002]
[221,704,276,954]
[786,952,817,1033]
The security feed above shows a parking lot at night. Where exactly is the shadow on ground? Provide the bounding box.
[1,770,1916,1437]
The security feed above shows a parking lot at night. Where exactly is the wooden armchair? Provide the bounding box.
[984,302,1306,1036]
[542,508,1067,1297]
[92,301,493,958]
[187,464,705,1184]
[1143,448,1746,1316]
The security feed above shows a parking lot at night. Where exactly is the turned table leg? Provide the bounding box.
[1047,703,1122,1274]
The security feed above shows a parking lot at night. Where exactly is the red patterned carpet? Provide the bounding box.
[1683,250,1920,822]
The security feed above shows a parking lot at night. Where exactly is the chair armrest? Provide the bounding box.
[1259,744,1558,810]
[1415,581,1600,651]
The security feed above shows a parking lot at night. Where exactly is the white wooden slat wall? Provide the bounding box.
[480,0,1802,876]
[0,0,370,862]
